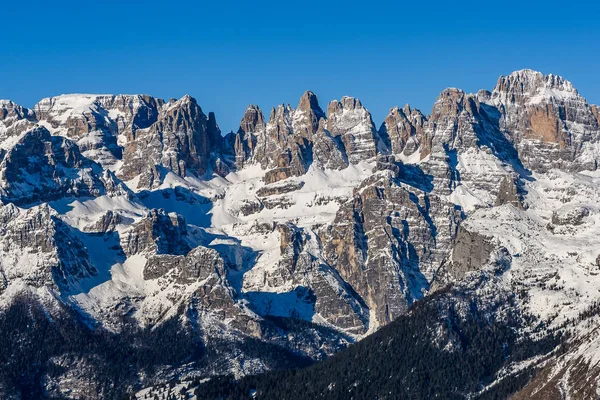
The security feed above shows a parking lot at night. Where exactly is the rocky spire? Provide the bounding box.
[380,104,425,157]
[326,96,379,164]
[293,90,326,139]
[238,105,265,135]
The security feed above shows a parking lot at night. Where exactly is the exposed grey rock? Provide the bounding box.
[144,246,225,282]
[379,104,425,157]
[120,209,190,257]
[83,210,124,234]
[495,175,524,208]
[551,204,590,226]
[448,225,496,280]
[321,168,462,327]
[489,69,600,172]
[119,95,218,189]
[292,90,326,140]
[235,198,264,216]
[0,100,37,144]
[252,222,370,334]
[326,96,380,164]
[256,180,305,197]
[0,203,96,290]
[33,94,164,168]
[311,118,348,170]
[0,126,129,205]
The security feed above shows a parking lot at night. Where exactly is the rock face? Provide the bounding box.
[229,105,264,169]
[321,166,462,327]
[379,104,425,158]
[245,222,370,334]
[490,69,600,171]
[494,175,523,208]
[33,94,164,168]
[144,245,224,282]
[0,203,96,291]
[446,225,496,281]
[120,209,190,257]
[551,204,590,226]
[0,100,36,144]
[311,119,349,170]
[119,95,221,188]
[29,94,226,189]
[0,126,128,205]
[327,97,381,164]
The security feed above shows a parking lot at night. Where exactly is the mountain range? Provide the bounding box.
[1,69,600,399]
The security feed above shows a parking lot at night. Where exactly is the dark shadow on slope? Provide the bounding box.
[390,219,430,304]
[137,186,213,228]
[444,144,461,190]
[477,103,535,182]
[64,226,127,297]
[244,286,316,322]
[395,162,434,193]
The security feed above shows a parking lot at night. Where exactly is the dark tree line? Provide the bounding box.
[193,289,562,400]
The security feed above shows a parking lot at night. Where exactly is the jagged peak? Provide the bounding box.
[387,104,424,119]
[268,103,293,123]
[174,94,197,105]
[0,100,35,120]
[238,104,265,134]
[164,94,204,115]
[340,96,363,109]
[437,87,466,100]
[245,104,262,112]
[327,96,368,117]
[297,90,324,116]
[0,99,20,108]
[493,69,578,101]
[15,125,52,143]
[506,68,544,79]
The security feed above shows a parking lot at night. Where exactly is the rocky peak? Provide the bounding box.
[119,94,221,188]
[0,202,97,291]
[268,104,294,126]
[326,96,379,164]
[380,105,426,156]
[492,69,578,104]
[430,88,470,120]
[311,118,349,170]
[488,70,600,171]
[207,111,221,146]
[0,100,35,122]
[238,105,265,135]
[298,90,323,115]
[0,100,37,143]
[327,96,365,115]
[293,91,325,139]
[156,95,208,137]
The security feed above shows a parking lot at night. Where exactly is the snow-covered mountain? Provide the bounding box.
[1,69,600,399]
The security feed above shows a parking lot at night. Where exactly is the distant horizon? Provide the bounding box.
[2,1,599,133]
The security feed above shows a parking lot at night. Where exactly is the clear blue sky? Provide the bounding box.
[1,0,599,133]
